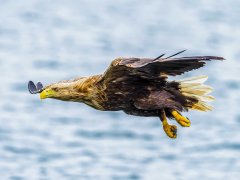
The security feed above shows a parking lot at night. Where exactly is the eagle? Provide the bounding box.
[28,50,224,138]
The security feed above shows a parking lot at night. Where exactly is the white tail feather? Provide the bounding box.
[177,75,208,84]
[177,75,214,111]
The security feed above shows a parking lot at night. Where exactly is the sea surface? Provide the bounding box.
[0,0,239,179]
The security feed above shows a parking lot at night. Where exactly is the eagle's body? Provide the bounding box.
[31,53,224,138]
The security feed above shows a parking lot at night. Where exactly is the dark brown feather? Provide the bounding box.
[95,55,224,116]
[118,56,224,76]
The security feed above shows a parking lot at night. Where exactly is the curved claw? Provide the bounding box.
[171,110,191,127]
[163,124,177,138]
[28,81,44,94]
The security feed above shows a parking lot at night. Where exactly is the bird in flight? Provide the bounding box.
[28,50,224,138]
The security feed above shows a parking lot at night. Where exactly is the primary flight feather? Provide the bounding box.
[28,51,224,138]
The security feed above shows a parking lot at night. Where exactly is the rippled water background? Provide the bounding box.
[0,0,239,179]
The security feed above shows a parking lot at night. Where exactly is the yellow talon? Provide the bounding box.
[160,110,177,138]
[163,123,177,138]
[172,110,191,127]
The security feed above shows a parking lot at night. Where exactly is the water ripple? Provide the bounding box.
[75,129,154,141]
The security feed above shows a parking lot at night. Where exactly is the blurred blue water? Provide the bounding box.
[0,0,240,179]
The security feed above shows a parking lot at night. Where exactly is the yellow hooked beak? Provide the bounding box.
[40,89,55,99]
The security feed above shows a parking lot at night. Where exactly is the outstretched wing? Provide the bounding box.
[101,55,224,83]
[118,56,224,76]
[96,54,223,110]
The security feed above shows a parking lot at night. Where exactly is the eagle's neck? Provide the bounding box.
[53,75,104,110]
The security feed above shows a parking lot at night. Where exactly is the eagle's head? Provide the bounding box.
[28,75,104,109]
[40,80,88,101]
[40,85,64,100]
[28,78,88,102]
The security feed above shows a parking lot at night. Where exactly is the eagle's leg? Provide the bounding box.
[171,110,191,127]
[159,109,177,138]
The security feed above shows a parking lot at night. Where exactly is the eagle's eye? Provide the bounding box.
[52,87,59,92]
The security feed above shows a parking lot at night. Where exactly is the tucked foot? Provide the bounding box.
[163,124,177,138]
[159,109,177,138]
[172,110,191,127]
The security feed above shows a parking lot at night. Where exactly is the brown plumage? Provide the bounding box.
[29,52,224,138]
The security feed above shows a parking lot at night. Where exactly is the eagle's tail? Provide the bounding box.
[177,75,214,111]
